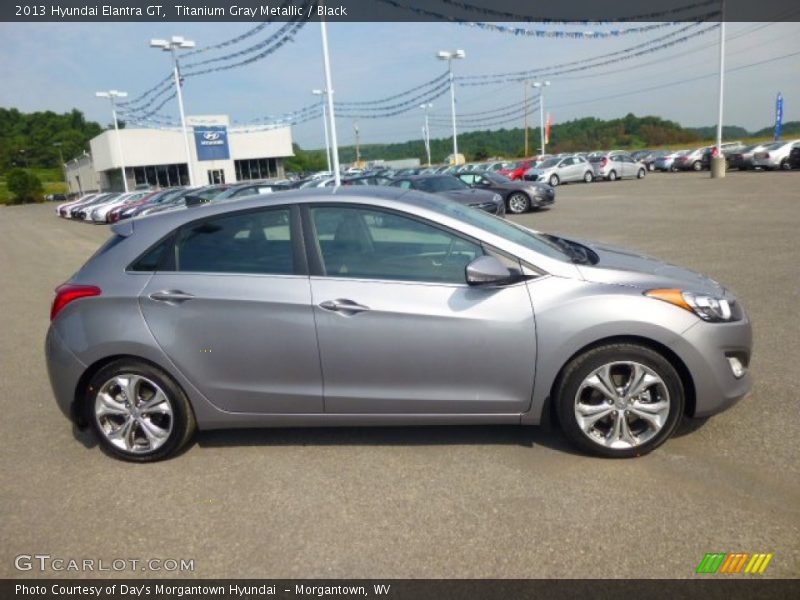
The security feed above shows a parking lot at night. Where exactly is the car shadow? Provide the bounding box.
[673,416,710,438]
[195,423,583,455]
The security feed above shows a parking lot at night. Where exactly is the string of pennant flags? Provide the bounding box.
[375,0,720,38]
[456,21,719,84]
[424,0,721,23]
[336,71,450,106]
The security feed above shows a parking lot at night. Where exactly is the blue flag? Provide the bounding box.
[775,93,783,141]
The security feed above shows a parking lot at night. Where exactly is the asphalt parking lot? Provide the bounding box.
[1,170,798,579]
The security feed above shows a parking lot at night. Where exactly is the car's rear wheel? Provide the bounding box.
[554,343,684,458]
[583,171,594,183]
[607,170,617,182]
[692,161,702,171]
[549,174,560,187]
[85,359,196,462]
[780,158,790,170]
[637,168,646,179]
[506,192,531,214]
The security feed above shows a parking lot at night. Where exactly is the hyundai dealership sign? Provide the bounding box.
[194,125,230,161]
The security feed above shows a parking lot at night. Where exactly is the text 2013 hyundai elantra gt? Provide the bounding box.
[45,187,752,461]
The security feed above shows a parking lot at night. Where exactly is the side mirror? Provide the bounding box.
[465,255,513,286]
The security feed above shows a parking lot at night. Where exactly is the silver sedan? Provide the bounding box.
[46,187,752,461]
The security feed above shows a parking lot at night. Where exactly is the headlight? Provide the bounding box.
[644,288,735,322]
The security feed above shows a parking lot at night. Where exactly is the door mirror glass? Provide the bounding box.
[465,255,513,286]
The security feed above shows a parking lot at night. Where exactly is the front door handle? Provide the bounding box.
[149,290,195,303]
[319,299,370,315]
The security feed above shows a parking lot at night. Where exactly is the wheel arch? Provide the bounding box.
[72,354,187,429]
[543,334,696,428]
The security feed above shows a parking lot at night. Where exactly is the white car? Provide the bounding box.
[525,155,597,186]
[88,192,148,223]
[752,139,800,170]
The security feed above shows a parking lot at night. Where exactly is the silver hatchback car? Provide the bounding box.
[46,187,752,461]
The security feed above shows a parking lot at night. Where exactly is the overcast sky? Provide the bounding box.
[0,20,798,153]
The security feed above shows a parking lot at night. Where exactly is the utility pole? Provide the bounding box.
[524,82,529,157]
[53,142,67,195]
[420,103,432,166]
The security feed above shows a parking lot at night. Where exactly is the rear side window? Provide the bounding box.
[129,236,172,272]
[176,208,294,275]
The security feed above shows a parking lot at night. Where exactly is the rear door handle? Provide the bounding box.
[319,299,370,315]
[149,290,195,303]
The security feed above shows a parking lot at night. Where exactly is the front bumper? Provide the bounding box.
[45,325,87,423]
[671,313,753,418]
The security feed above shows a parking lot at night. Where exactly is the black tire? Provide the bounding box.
[549,174,560,187]
[607,170,617,182]
[554,343,685,458]
[506,191,531,214]
[583,171,594,183]
[692,161,702,171]
[84,359,196,462]
[780,158,790,171]
[637,168,646,179]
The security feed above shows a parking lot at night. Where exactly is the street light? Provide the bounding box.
[420,103,432,166]
[150,36,197,186]
[312,89,332,173]
[437,49,465,165]
[95,90,129,192]
[319,21,341,186]
[531,81,551,155]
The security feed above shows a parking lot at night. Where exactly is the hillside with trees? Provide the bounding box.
[0,108,103,173]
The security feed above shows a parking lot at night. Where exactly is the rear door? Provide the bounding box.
[304,204,537,415]
[138,205,323,414]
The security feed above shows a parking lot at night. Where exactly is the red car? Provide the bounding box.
[498,158,538,181]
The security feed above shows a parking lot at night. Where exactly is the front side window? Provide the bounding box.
[310,206,483,284]
[176,208,294,275]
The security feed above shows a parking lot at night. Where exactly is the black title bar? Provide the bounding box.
[2,0,799,22]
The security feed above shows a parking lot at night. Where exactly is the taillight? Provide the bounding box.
[50,284,101,321]
[601,158,608,166]
[764,153,770,158]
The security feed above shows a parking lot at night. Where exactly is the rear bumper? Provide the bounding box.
[45,325,86,423]
[671,314,753,418]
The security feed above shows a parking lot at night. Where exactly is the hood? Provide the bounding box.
[436,188,498,205]
[564,236,726,296]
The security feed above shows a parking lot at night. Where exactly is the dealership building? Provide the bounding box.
[65,115,293,194]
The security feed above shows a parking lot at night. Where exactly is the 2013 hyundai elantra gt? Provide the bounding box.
[45,187,752,461]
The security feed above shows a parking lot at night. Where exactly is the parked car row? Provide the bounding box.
[649,140,800,172]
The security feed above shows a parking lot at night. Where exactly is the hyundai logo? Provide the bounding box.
[203,132,221,141]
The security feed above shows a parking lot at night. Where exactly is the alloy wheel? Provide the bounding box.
[574,361,670,450]
[94,374,174,454]
[507,192,530,214]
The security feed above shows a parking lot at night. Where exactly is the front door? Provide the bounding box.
[305,204,537,414]
[139,205,323,414]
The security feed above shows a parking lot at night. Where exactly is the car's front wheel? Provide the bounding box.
[583,171,594,183]
[692,161,702,171]
[506,192,531,214]
[85,359,196,462]
[554,343,684,458]
[637,168,646,179]
[607,170,617,181]
[549,174,560,187]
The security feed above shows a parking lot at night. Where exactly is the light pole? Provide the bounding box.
[437,49,465,165]
[353,121,361,167]
[420,103,432,166]
[531,81,551,156]
[150,36,197,186]
[711,1,727,179]
[96,90,129,192]
[319,20,341,186]
[53,142,67,195]
[312,89,332,173]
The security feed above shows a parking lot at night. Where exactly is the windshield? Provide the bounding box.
[539,158,561,168]
[422,199,572,262]
[415,176,468,193]
[482,171,510,184]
